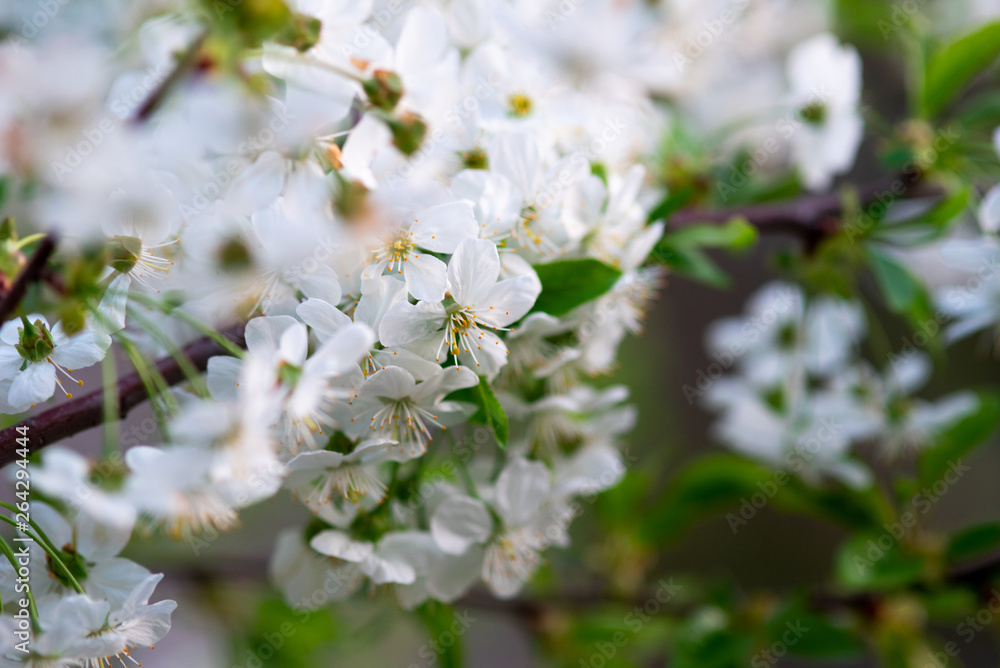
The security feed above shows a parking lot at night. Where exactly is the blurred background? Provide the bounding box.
[4,0,1000,665]
[58,233,992,668]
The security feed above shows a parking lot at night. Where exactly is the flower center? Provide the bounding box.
[435,304,485,367]
[799,102,827,125]
[47,542,90,588]
[507,93,534,118]
[373,229,417,274]
[278,360,303,387]
[513,203,554,252]
[460,146,489,170]
[216,236,253,272]
[108,235,143,274]
[302,465,388,508]
[15,316,54,362]
[368,398,443,451]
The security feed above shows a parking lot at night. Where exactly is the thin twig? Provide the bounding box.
[0,234,57,323]
[0,322,246,467]
[133,31,209,122]
[667,175,940,239]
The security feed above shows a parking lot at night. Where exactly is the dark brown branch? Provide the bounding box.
[0,234,57,323]
[667,175,940,239]
[143,548,1000,625]
[0,322,246,468]
[133,31,209,122]
[463,549,1000,624]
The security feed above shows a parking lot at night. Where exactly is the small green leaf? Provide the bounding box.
[652,243,730,288]
[946,522,1000,565]
[416,602,464,668]
[674,608,750,668]
[530,258,621,316]
[652,219,758,288]
[922,21,1000,118]
[923,588,979,622]
[446,375,508,447]
[766,600,864,659]
[835,533,927,591]
[640,455,883,545]
[920,392,999,484]
[663,219,758,250]
[640,455,774,544]
[242,596,338,667]
[647,184,695,223]
[874,187,970,245]
[867,245,935,328]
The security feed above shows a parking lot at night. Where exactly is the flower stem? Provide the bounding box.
[0,511,85,594]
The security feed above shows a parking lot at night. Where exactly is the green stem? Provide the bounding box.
[0,513,85,594]
[0,535,40,632]
[127,307,209,398]
[14,233,47,249]
[129,292,245,359]
[115,333,177,436]
[100,352,120,458]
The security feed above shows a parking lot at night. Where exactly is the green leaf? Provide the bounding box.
[446,375,508,447]
[663,219,758,250]
[835,0,906,45]
[922,21,1000,118]
[867,245,935,327]
[651,243,730,288]
[530,258,621,316]
[956,90,1000,129]
[416,602,464,668]
[946,522,1000,565]
[920,392,1000,484]
[640,455,884,545]
[674,608,750,668]
[647,184,696,223]
[782,477,889,532]
[652,219,758,288]
[835,533,927,591]
[923,588,979,622]
[241,596,338,667]
[766,600,864,658]
[874,187,970,245]
[640,455,774,544]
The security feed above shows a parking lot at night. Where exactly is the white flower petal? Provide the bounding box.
[431,495,492,555]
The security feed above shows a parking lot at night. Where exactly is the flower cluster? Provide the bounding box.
[702,282,980,486]
[5,0,971,662]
